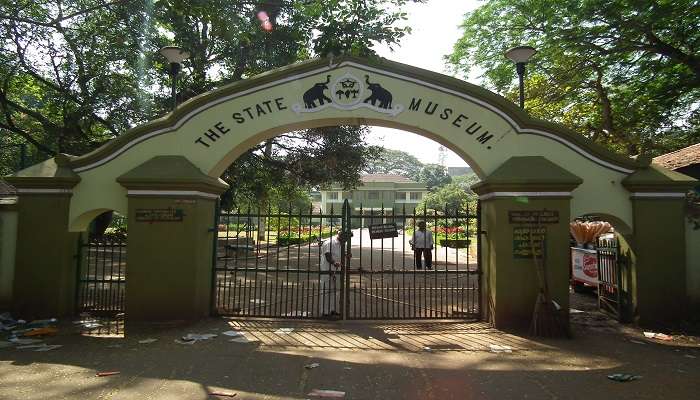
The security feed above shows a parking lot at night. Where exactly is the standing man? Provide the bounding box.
[320,231,351,317]
[409,221,433,270]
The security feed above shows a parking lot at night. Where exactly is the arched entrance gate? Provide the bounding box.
[6,56,695,328]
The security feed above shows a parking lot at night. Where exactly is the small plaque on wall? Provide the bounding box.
[135,208,185,222]
[508,210,559,224]
[513,226,546,259]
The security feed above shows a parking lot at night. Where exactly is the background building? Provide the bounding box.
[319,174,428,227]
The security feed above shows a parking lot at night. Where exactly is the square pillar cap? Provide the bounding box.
[622,164,697,193]
[4,154,80,190]
[471,156,583,195]
[117,155,229,195]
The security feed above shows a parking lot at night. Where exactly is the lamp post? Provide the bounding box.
[159,46,190,111]
[504,45,537,109]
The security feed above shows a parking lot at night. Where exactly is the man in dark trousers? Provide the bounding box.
[410,221,433,270]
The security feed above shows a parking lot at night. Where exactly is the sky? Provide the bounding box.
[367,0,481,168]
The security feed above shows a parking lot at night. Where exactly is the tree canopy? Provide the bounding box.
[363,148,423,180]
[418,163,451,189]
[0,0,422,205]
[447,0,700,156]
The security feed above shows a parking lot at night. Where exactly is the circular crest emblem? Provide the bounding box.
[330,73,364,107]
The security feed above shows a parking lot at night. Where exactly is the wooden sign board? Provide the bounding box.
[513,226,546,259]
[369,223,399,239]
[135,208,185,222]
[509,210,559,224]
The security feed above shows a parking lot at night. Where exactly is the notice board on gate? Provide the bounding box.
[369,223,399,239]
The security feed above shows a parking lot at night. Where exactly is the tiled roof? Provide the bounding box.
[361,174,413,183]
[653,143,700,170]
[0,179,16,196]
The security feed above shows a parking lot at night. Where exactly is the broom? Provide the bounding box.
[529,215,569,337]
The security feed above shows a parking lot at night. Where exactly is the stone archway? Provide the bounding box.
[6,56,695,327]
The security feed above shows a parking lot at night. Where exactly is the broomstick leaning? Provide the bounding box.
[529,215,569,337]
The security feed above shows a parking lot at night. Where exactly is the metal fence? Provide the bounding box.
[75,235,127,314]
[212,200,480,320]
[596,236,628,321]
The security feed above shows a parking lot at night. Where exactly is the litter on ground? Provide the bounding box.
[607,373,642,382]
[208,390,237,397]
[273,328,294,335]
[643,332,673,341]
[222,331,244,337]
[308,389,346,398]
[489,344,513,353]
[96,371,121,377]
[305,363,320,369]
[138,338,158,344]
[8,338,43,345]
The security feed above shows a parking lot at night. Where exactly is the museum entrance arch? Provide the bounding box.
[6,56,695,329]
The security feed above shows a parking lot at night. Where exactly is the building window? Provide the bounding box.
[410,192,422,201]
[368,191,380,200]
[328,191,339,200]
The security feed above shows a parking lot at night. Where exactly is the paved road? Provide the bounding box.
[1,312,698,399]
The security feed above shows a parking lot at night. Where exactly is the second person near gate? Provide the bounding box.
[410,221,433,270]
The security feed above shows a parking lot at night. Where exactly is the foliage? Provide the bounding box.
[0,0,421,185]
[277,226,334,246]
[447,0,700,156]
[418,163,451,189]
[363,148,423,180]
[417,181,476,213]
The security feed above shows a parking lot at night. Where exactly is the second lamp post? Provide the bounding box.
[504,45,537,109]
[159,46,190,111]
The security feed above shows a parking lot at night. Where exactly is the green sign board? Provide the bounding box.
[513,226,546,259]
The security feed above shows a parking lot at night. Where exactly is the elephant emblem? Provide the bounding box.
[363,75,393,109]
[303,75,332,108]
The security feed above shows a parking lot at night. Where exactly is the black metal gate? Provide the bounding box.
[75,234,127,314]
[596,237,629,321]
[212,200,480,320]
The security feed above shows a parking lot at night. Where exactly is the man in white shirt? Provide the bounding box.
[320,231,351,317]
[409,221,433,270]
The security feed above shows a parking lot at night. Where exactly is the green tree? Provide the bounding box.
[447,0,700,156]
[363,148,423,180]
[418,163,451,189]
[417,173,478,214]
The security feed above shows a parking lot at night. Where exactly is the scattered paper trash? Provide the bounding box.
[423,346,432,352]
[107,344,123,348]
[684,354,696,359]
[607,373,641,382]
[305,363,320,369]
[34,344,62,352]
[222,331,244,337]
[343,367,352,370]
[629,339,646,345]
[8,338,43,345]
[26,318,57,328]
[489,344,513,353]
[551,300,561,310]
[138,338,158,344]
[308,389,346,398]
[0,341,14,348]
[16,344,47,350]
[569,308,585,314]
[209,391,237,397]
[175,339,196,345]
[181,333,217,342]
[22,327,58,337]
[643,332,672,341]
[96,371,120,377]
[274,328,294,335]
[229,335,257,343]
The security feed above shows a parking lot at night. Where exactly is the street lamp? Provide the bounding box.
[504,45,537,109]
[159,46,190,111]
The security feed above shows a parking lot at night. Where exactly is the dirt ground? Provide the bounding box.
[1,292,699,400]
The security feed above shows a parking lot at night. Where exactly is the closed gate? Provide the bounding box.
[212,200,480,320]
[596,237,629,321]
[75,234,127,314]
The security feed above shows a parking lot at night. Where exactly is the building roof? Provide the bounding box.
[653,143,700,171]
[360,174,413,183]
